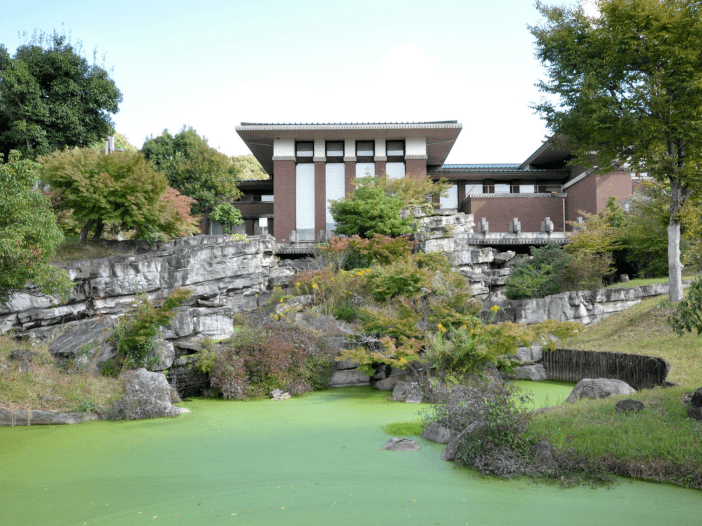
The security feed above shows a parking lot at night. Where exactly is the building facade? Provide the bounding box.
[234,121,632,243]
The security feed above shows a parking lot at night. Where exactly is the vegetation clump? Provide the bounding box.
[209,323,334,400]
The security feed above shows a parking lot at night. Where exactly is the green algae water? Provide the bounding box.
[1,384,699,526]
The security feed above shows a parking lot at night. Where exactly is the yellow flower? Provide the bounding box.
[274,315,279,321]
[296,282,300,287]
[280,299,284,303]
[357,271,362,276]
[437,323,447,333]
[312,283,318,289]
[461,324,467,330]
[400,357,407,364]
[490,305,500,314]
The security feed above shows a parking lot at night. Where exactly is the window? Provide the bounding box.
[261,195,274,202]
[326,163,345,232]
[296,141,314,163]
[356,141,374,162]
[440,184,458,209]
[495,184,510,194]
[519,184,535,194]
[510,184,520,194]
[482,183,495,193]
[386,162,405,179]
[465,183,480,195]
[356,163,375,177]
[386,140,405,161]
[295,163,315,240]
[537,184,562,193]
[326,141,344,162]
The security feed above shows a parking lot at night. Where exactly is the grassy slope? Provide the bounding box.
[0,336,122,413]
[532,292,702,488]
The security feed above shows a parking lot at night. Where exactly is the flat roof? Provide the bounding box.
[236,121,463,174]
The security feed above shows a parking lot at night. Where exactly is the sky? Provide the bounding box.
[1,0,591,165]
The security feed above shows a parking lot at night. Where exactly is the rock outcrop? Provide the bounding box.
[484,284,672,326]
[1,235,277,339]
[0,408,98,426]
[565,378,636,404]
[110,368,189,420]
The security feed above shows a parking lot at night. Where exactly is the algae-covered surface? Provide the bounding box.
[1,384,700,525]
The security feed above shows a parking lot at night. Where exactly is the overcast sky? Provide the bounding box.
[2,0,590,164]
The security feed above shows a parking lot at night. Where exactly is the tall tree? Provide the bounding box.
[41,148,189,243]
[531,0,702,301]
[142,127,242,215]
[0,31,122,159]
[0,151,73,301]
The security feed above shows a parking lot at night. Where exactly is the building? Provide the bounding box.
[234,121,632,243]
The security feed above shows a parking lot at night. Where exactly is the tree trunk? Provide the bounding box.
[668,177,687,302]
[668,219,684,302]
[79,219,94,244]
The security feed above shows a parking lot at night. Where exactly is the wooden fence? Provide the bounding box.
[542,349,670,390]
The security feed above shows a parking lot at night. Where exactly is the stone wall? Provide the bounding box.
[0,235,281,340]
[482,283,671,326]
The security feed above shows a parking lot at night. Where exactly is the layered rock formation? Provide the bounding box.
[1,235,277,340]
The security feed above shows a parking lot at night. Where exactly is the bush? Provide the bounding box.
[365,260,430,301]
[209,324,334,399]
[425,380,535,478]
[505,244,571,299]
[112,288,193,370]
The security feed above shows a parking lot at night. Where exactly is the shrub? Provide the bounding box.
[669,276,702,335]
[505,244,571,299]
[426,380,535,478]
[347,233,415,266]
[112,288,193,370]
[365,260,431,302]
[210,324,334,399]
[556,251,613,291]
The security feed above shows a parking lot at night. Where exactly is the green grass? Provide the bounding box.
[561,293,702,386]
[381,420,424,436]
[530,387,702,488]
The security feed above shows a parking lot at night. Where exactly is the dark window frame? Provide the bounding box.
[356,140,374,163]
[386,140,405,162]
[325,140,344,163]
[295,141,314,163]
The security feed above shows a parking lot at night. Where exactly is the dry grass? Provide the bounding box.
[561,293,702,387]
[0,335,123,413]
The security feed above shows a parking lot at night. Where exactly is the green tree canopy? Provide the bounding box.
[142,127,242,214]
[0,151,73,301]
[40,148,188,243]
[531,0,702,301]
[0,31,122,159]
[330,176,415,238]
[231,154,268,180]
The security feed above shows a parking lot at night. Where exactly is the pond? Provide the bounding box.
[1,382,699,525]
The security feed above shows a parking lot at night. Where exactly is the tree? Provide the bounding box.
[330,176,415,238]
[40,148,189,243]
[531,0,702,301]
[0,151,73,301]
[0,31,122,159]
[231,154,268,180]
[142,127,242,215]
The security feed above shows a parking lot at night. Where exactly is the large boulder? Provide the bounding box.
[615,399,644,413]
[513,364,547,381]
[566,378,635,404]
[531,439,558,473]
[49,317,115,359]
[421,422,454,444]
[110,368,188,420]
[329,369,371,387]
[509,345,543,363]
[392,381,423,403]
